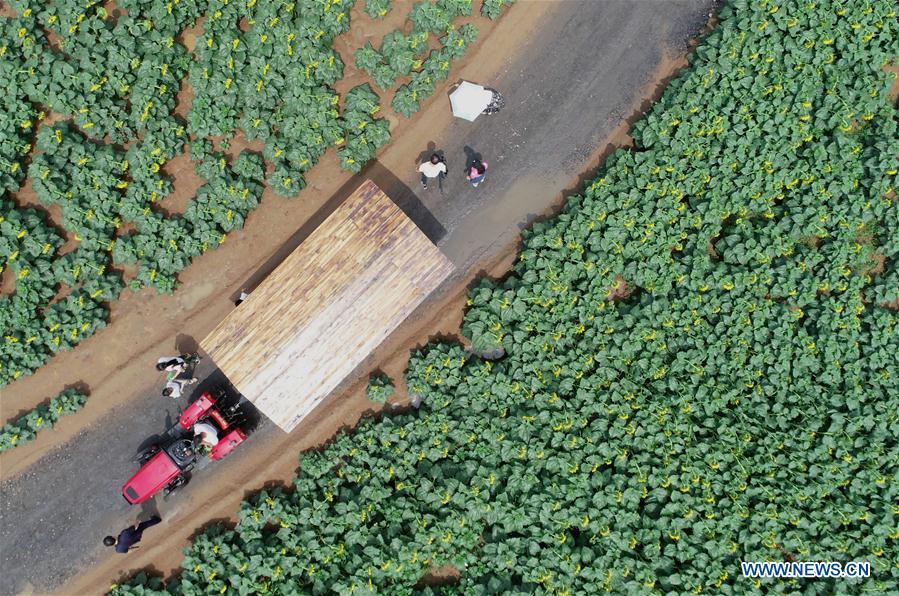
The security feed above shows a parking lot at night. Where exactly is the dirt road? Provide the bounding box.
[0,1,717,593]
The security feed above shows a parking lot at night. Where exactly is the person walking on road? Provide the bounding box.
[418,153,447,191]
[103,516,162,553]
[466,159,488,188]
[162,376,198,399]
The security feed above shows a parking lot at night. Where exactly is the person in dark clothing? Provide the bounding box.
[103,516,162,553]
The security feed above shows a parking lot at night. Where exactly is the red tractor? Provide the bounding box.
[122,390,247,504]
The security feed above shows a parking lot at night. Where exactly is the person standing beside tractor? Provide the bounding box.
[193,421,220,448]
[162,377,198,399]
[157,353,201,398]
[156,356,186,376]
[157,353,200,377]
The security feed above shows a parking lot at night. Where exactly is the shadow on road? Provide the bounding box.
[139,497,160,522]
[134,434,165,457]
[236,161,446,296]
[366,160,446,244]
[175,333,200,355]
[462,145,483,172]
[414,141,444,167]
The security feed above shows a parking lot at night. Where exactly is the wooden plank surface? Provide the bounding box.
[201,181,454,431]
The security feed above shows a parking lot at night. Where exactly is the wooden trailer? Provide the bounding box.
[201,180,454,432]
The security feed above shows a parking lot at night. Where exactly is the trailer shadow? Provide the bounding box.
[235,160,446,299]
[366,160,447,244]
[191,366,265,436]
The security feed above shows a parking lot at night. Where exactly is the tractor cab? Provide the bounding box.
[122,389,247,504]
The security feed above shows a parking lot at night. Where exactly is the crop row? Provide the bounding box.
[355,24,479,116]
[111,0,899,594]
[391,25,480,117]
[0,388,88,452]
[354,0,509,115]
[354,1,483,115]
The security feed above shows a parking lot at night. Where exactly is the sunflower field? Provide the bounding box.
[109,0,899,594]
[2,0,512,388]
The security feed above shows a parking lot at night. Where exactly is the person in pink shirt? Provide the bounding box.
[466,159,488,188]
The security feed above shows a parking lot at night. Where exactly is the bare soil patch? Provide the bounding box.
[887,64,899,104]
[156,149,205,216]
[608,274,632,301]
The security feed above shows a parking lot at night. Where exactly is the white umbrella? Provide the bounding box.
[449,81,494,121]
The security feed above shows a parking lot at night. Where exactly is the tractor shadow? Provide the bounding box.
[139,498,161,521]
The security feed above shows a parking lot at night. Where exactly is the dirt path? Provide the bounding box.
[0,1,719,593]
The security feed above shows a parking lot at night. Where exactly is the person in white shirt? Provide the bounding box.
[156,356,186,376]
[418,153,447,190]
[234,287,250,307]
[162,377,197,399]
[193,421,220,448]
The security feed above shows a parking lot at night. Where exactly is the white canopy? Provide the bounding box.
[449,81,494,121]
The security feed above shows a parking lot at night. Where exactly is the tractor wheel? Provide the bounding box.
[135,445,160,465]
[164,474,188,497]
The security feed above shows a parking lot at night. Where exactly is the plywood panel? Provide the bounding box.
[201,181,454,431]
